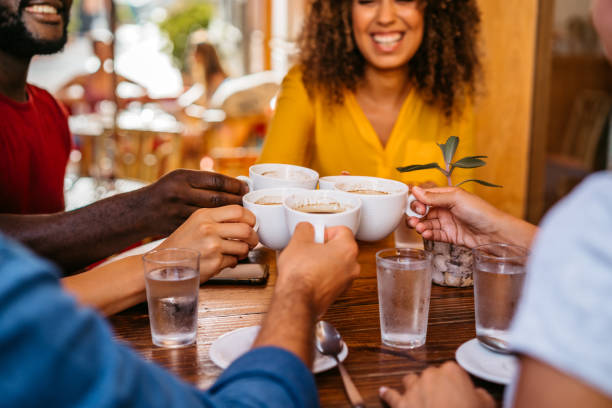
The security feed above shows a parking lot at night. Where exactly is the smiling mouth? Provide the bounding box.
[371,32,404,46]
[23,1,65,24]
[25,4,59,14]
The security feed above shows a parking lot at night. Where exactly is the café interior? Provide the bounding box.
[3,0,612,407]
[26,0,609,221]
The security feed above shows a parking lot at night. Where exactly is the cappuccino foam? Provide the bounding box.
[254,196,283,206]
[259,170,313,182]
[294,203,346,214]
[346,189,389,195]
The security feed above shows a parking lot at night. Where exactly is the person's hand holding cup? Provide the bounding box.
[277,223,361,318]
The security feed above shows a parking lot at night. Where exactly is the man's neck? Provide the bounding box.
[0,50,32,102]
[358,64,412,106]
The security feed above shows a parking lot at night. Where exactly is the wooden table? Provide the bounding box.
[109,236,505,407]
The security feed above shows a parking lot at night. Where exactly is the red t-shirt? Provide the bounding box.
[0,84,72,214]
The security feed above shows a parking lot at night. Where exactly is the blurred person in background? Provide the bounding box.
[0,0,250,273]
[55,29,149,114]
[259,0,481,187]
[182,38,228,107]
[178,33,280,169]
[77,0,106,34]
[180,31,280,117]
[177,35,230,167]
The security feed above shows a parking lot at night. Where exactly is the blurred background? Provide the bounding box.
[31,0,611,222]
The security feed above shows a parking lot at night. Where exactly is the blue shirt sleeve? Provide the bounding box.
[507,171,612,400]
[0,235,318,408]
[209,347,319,408]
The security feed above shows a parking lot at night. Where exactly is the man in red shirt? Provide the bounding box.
[0,84,72,214]
[0,0,249,272]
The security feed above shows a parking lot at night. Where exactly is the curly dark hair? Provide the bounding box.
[299,0,481,118]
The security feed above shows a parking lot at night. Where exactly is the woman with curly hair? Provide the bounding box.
[259,0,481,186]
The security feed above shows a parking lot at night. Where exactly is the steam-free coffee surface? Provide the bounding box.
[259,170,313,182]
[347,189,389,195]
[254,197,282,206]
[294,203,345,214]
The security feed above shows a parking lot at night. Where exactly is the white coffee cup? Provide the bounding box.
[283,190,362,243]
[242,187,308,251]
[238,163,319,191]
[334,177,427,242]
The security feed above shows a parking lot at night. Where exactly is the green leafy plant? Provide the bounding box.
[158,1,214,70]
[397,136,502,188]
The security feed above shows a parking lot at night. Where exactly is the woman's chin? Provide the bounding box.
[364,58,412,72]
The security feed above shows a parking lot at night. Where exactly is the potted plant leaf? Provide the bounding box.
[397,136,501,287]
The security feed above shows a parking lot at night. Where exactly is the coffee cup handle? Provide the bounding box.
[253,218,259,233]
[405,194,430,219]
[237,175,253,192]
[314,223,325,244]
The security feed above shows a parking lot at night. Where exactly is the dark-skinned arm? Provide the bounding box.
[0,169,248,274]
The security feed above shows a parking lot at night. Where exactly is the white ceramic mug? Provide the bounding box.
[238,163,319,191]
[283,190,362,243]
[242,187,308,251]
[334,177,427,242]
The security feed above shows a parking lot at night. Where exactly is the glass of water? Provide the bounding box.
[473,243,529,353]
[376,248,432,349]
[143,248,200,348]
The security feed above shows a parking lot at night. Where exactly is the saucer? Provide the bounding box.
[455,338,518,385]
[210,325,349,374]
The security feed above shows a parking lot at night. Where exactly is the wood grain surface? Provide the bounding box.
[110,237,505,407]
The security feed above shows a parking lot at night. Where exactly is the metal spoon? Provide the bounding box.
[315,321,366,408]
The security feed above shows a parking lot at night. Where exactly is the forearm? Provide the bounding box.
[62,255,146,316]
[0,189,155,273]
[513,356,612,408]
[252,286,317,368]
[493,212,538,250]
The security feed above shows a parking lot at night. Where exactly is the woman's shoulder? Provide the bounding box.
[281,65,307,90]
[286,64,304,77]
[277,65,317,106]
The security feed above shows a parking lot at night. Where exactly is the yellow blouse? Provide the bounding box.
[259,66,475,187]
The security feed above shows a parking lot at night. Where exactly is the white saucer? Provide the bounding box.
[210,325,349,374]
[455,338,518,385]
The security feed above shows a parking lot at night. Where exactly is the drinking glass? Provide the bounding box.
[376,248,432,349]
[473,243,529,353]
[143,248,200,348]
